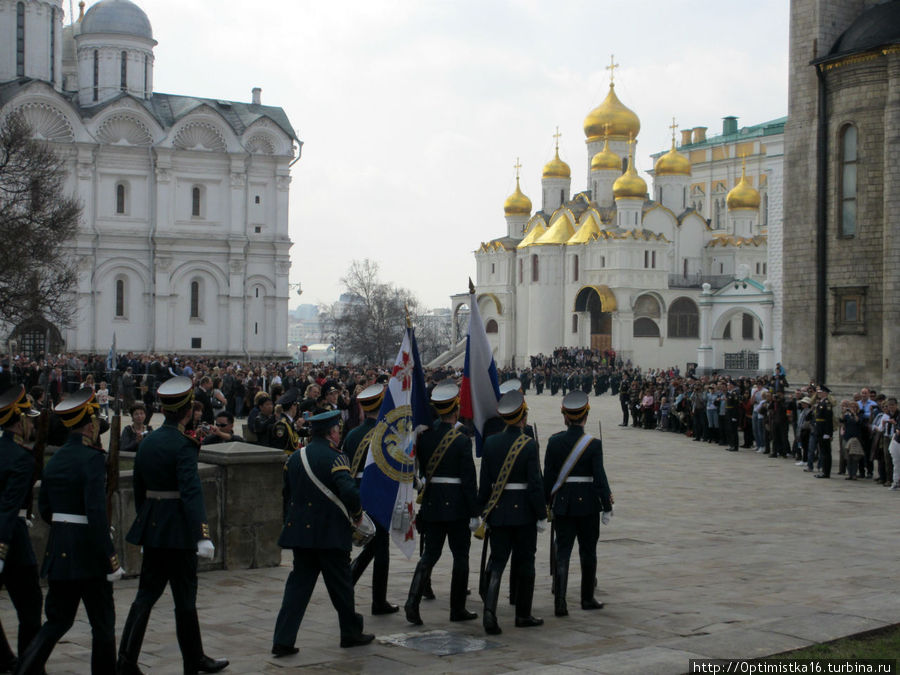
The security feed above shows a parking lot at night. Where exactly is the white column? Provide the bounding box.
[697,283,714,371]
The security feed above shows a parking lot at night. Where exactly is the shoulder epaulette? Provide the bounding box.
[331,453,350,473]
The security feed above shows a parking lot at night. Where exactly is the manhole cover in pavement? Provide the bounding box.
[379,630,500,656]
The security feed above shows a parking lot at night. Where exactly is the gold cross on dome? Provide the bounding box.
[606,55,619,84]
[553,126,562,150]
[514,157,522,179]
[669,117,678,140]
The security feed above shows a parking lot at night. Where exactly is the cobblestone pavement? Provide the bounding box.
[4,392,898,674]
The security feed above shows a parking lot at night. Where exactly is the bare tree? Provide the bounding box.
[331,259,422,365]
[0,112,80,327]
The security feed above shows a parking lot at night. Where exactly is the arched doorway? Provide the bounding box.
[9,316,65,359]
[574,285,616,353]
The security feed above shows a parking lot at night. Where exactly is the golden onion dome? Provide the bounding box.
[726,162,761,211]
[542,147,571,179]
[612,145,647,200]
[584,83,641,141]
[503,177,532,216]
[654,139,691,176]
[590,136,621,172]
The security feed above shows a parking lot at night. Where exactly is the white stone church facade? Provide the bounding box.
[453,73,783,374]
[0,0,299,357]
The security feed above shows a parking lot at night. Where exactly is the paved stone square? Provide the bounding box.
[4,392,898,674]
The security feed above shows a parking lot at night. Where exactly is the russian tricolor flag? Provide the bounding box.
[459,288,500,457]
[360,327,431,559]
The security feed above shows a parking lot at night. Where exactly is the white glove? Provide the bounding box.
[535,519,547,533]
[468,517,480,533]
[24,517,33,529]
[601,509,613,526]
[197,539,215,560]
[106,567,125,582]
[823,435,831,440]
[0,559,4,575]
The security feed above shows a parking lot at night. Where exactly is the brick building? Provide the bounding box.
[783,0,900,391]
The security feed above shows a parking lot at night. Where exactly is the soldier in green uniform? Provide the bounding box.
[116,377,227,675]
[478,391,546,635]
[342,384,398,615]
[0,386,42,672]
[272,410,374,657]
[269,389,301,455]
[404,383,478,625]
[543,391,613,617]
[15,389,123,675]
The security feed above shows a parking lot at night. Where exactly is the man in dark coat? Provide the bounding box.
[814,386,835,479]
[342,385,398,615]
[116,377,227,675]
[478,391,546,635]
[404,383,478,626]
[15,389,123,675]
[543,391,613,617]
[271,410,374,657]
[0,387,42,671]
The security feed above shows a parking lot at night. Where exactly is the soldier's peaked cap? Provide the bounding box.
[157,376,194,411]
[499,379,523,395]
[309,409,342,433]
[276,388,300,407]
[562,391,590,420]
[431,382,459,415]
[358,384,386,412]
[0,385,40,426]
[497,390,527,425]
[54,388,100,428]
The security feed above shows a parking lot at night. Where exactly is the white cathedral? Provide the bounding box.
[451,68,780,374]
[0,0,299,357]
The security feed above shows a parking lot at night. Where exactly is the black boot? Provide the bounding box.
[482,570,502,635]
[422,568,436,600]
[514,573,543,628]
[404,561,429,626]
[10,627,52,675]
[117,603,152,675]
[449,565,476,622]
[175,609,229,674]
[508,569,518,606]
[0,621,15,674]
[553,558,569,617]
[580,560,604,610]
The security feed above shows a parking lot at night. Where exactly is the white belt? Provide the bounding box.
[504,483,528,491]
[565,476,593,483]
[146,490,180,499]
[18,509,27,518]
[430,477,462,485]
[52,513,88,525]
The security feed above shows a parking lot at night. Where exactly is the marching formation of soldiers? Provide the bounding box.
[0,369,614,669]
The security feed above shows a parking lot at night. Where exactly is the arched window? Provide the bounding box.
[143,54,149,97]
[667,297,699,338]
[742,312,755,339]
[572,314,578,334]
[572,254,579,282]
[762,193,769,226]
[190,279,201,319]
[115,183,126,214]
[120,50,127,91]
[93,49,99,101]
[723,322,732,340]
[518,258,523,284]
[115,278,126,318]
[50,8,57,84]
[633,317,660,337]
[191,186,202,217]
[839,124,857,236]
[531,255,539,282]
[16,3,25,78]
[485,319,498,334]
[634,294,661,318]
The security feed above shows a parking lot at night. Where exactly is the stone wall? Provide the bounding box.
[26,442,285,577]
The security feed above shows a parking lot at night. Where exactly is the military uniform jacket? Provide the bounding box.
[814,399,834,437]
[39,433,117,580]
[0,432,37,567]
[278,436,360,552]
[341,417,376,483]
[417,421,478,523]
[543,426,612,518]
[725,390,739,419]
[126,420,210,549]
[270,414,299,453]
[478,427,544,527]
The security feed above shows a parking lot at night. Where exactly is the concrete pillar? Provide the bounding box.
[697,283,714,371]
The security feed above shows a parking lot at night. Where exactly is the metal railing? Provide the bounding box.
[723,350,759,370]
[668,273,734,289]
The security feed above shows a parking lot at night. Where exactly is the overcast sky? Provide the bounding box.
[117,0,788,310]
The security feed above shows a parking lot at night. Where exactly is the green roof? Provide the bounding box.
[674,116,786,153]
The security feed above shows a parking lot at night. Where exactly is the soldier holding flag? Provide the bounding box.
[543,391,612,617]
